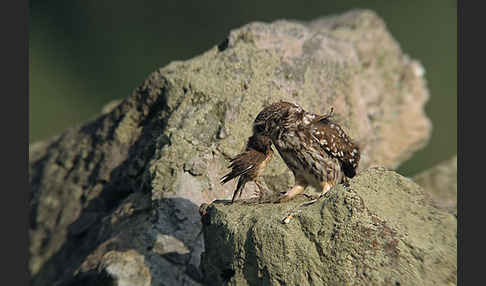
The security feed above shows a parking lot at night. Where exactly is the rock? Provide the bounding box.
[413,155,457,215]
[97,250,152,286]
[29,9,432,286]
[201,168,457,286]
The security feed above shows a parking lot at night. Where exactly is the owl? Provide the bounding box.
[253,101,360,202]
[220,134,274,203]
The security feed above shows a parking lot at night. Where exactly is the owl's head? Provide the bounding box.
[246,133,273,153]
[253,101,305,138]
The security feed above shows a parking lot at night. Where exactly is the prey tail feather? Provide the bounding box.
[220,164,254,185]
[231,178,247,203]
[220,172,236,185]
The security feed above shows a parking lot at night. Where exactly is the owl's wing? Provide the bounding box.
[220,150,267,184]
[308,120,360,178]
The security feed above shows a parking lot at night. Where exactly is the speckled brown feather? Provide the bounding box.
[308,117,360,178]
[252,101,360,201]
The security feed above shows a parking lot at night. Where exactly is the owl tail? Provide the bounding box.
[342,162,357,178]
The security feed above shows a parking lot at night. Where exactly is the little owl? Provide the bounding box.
[252,101,360,202]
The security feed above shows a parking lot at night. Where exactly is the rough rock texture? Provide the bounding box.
[201,169,457,286]
[413,155,457,215]
[29,10,432,286]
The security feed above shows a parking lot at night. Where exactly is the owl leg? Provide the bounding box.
[321,181,333,195]
[281,181,337,223]
[275,175,308,203]
[280,183,330,224]
[300,181,334,201]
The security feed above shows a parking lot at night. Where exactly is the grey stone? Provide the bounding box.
[29,9,432,286]
[201,169,457,286]
[413,155,457,215]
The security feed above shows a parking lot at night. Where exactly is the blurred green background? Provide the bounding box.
[29,0,456,176]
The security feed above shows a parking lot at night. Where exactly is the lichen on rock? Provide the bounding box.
[29,9,438,286]
[201,169,456,286]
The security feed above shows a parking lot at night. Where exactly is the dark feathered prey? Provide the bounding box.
[220,134,274,203]
[253,101,360,202]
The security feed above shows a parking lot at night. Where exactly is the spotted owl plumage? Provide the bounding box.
[253,101,360,201]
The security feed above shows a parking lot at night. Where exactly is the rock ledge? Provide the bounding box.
[201,168,457,286]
